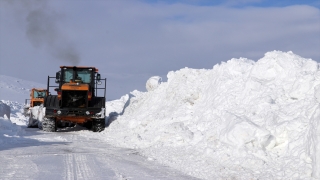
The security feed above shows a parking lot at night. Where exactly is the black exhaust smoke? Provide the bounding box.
[3,0,80,65]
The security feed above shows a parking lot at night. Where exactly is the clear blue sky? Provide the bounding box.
[1,0,319,100]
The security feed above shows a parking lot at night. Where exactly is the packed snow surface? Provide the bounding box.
[1,51,320,179]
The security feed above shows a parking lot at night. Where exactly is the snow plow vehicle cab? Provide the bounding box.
[24,88,48,115]
[43,66,106,132]
[25,88,48,108]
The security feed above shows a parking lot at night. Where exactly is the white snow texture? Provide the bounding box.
[1,51,320,179]
[105,51,320,179]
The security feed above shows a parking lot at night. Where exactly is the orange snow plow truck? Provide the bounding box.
[43,66,106,132]
[24,88,48,127]
[25,88,48,108]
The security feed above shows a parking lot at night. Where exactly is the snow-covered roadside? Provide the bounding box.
[103,51,320,179]
[0,101,23,144]
[1,100,29,126]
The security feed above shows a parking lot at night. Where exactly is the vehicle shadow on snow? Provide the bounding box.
[106,93,135,126]
[106,112,118,126]
[57,124,90,132]
[0,126,70,152]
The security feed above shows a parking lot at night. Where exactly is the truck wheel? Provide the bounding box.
[83,121,93,130]
[42,117,57,132]
[44,95,59,108]
[92,118,105,132]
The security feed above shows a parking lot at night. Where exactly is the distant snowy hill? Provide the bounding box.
[0,75,46,103]
[1,51,320,179]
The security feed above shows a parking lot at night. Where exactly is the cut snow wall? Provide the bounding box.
[310,85,320,178]
[306,105,320,179]
[0,101,10,119]
[312,108,320,178]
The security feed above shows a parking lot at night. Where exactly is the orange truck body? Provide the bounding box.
[43,66,106,132]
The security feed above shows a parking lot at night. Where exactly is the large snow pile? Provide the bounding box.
[105,51,320,179]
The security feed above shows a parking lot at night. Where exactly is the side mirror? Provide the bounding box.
[96,73,101,85]
[55,71,61,83]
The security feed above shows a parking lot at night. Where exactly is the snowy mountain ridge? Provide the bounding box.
[1,50,320,179]
[0,74,47,103]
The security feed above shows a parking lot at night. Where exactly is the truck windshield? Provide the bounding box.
[34,91,46,98]
[64,69,91,83]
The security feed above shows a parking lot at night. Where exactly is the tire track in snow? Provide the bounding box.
[64,153,96,180]
[65,154,75,180]
[75,154,95,179]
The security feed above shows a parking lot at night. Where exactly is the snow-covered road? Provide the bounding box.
[0,126,199,180]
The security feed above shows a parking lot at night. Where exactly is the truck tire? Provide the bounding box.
[44,95,59,108]
[44,96,50,107]
[92,118,105,132]
[90,97,105,108]
[83,121,93,130]
[42,117,57,132]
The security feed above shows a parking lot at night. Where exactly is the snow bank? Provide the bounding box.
[105,51,320,179]
[0,102,12,130]
[0,101,10,119]
[0,101,22,144]
[0,100,29,126]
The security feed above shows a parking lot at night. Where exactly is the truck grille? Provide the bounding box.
[61,90,87,108]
